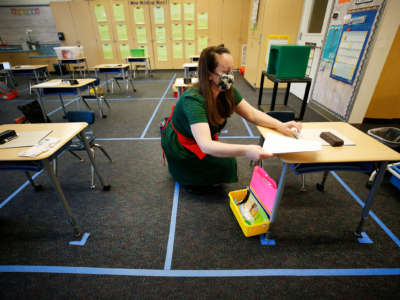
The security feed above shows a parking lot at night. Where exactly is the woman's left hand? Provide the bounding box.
[277,121,302,138]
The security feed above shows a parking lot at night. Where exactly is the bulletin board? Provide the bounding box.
[330,9,377,84]
[311,0,384,121]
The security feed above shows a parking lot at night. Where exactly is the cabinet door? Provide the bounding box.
[244,0,266,87]
[69,1,99,67]
[150,3,172,69]
[110,1,135,61]
[127,3,155,68]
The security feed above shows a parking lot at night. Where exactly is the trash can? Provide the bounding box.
[367,127,400,149]
[366,127,400,188]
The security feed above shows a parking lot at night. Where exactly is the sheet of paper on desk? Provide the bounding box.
[299,129,355,146]
[263,133,322,154]
[0,130,52,148]
[34,80,63,87]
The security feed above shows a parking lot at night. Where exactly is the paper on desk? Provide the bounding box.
[0,130,52,149]
[33,80,63,87]
[18,137,60,157]
[263,133,322,154]
[299,129,355,146]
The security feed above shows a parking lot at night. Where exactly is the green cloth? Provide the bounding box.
[161,85,243,186]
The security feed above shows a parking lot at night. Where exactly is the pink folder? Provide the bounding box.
[250,166,277,216]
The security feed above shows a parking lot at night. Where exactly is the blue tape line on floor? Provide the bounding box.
[241,117,255,137]
[164,182,180,270]
[1,266,399,277]
[0,170,43,209]
[331,171,400,247]
[140,73,176,138]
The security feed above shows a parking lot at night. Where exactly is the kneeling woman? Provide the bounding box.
[161,45,301,189]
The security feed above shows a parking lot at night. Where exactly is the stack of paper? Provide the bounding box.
[263,133,322,154]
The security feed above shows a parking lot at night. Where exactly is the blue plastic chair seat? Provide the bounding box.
[290,162,374,175]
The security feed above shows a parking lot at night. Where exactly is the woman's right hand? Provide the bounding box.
[244,145,274,161]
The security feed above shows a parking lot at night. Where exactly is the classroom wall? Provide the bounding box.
[244,0,304,88]
[0,5,58,45]
[348,0,400,122]
[49,0,250,69]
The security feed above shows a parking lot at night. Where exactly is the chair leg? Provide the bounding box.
[81,97,92,111]
[90,148,96,189]
[25,171,43,191]
[102,96,112,110]
[68,149,84,162]
[93,143,112,162]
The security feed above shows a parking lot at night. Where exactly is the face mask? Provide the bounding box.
[216,73,234,91]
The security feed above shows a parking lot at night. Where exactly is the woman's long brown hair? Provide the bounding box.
[197,45,235,126]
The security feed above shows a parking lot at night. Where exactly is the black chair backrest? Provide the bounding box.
[18,100,50,123]
[266,111,295,122]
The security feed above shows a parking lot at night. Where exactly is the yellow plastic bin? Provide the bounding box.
[229,189,270,237]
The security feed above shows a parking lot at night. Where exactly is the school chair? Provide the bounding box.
[66,110,112,189]
[81,78,111,118]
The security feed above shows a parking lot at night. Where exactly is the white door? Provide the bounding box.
[290,0,334,99]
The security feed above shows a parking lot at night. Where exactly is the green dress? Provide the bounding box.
[161,85,243,186]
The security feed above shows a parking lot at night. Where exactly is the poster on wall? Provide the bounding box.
[330,9,377,85]
[322,25,343,62]
[264,34,289,66]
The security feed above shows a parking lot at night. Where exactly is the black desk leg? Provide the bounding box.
[42,159,82,238]
[299,81,311,120]
[284,82,291,106]
[257,72,265,107]
[355,161,387,237]
[270,82,279,111]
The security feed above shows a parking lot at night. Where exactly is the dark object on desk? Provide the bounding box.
[257,72,311,121]
[320,131,344,147]
[183,77,191,84]
[0,129,17,144]
[69,79,79,85]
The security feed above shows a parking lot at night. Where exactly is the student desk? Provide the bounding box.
[0,123,110,243]
[258,71,311,120]
[183,62,198,78]
[125,56,151,79]
[257,122,400,243]
[174,77,198,97]
[94,64,135,94]
[8,65,49,88]
[57,57,88,78]
[32,79,106,119]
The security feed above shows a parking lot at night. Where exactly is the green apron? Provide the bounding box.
[161,86,242,186]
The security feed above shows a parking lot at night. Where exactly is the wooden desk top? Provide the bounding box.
[11,65,48,70]
[57,57,86,62]
[174,77,198,87]
[257,122,400,163]
[31,78,96,89]
[183,63,198,68]
[126,56,149,59]
[0,123,87,161]
[94,64,129,69]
